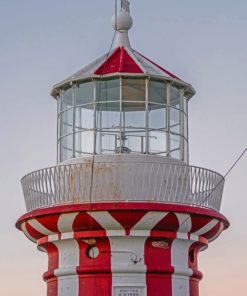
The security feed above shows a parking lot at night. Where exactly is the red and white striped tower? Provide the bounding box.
[16,2,229,296]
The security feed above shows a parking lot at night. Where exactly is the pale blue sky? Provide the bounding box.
[0,0,246,295]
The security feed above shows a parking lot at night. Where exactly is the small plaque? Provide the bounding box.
[113,287,144,296]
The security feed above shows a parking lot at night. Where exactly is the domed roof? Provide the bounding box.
[51,3,195,99]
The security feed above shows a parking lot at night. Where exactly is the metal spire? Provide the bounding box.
[112,0,133,48]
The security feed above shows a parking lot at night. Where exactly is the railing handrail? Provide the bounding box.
[21,162,224,181]
[21,161,225,213]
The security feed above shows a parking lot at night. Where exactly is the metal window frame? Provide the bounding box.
[57,76,189,163]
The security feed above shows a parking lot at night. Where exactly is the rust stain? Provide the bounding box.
[152,241,169,249]
[81,239,96,245]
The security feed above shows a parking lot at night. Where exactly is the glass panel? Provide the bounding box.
[122,78,145,102]
[170,133,180,150]
[148,80,167,104]
[170,107,180,133]
[61,88,73,111]
[96,102,120,129]
[96,130,119,154]
[75,131,94,155]
[60,109,73,137]
[170,149,180,160]
[96,79,120,102]
[75,105,94,130]
[60,135,73,162]
[121,129,146,154]
[149,104,166,129]
[75,81,93,105]
[149,131,167,154]
[122,102,145,128]
[170,86,180,108]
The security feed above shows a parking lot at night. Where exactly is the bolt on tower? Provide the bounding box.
[16,2,229,296]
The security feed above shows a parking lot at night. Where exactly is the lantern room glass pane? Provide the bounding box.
[60,109,73,137]
[75,81,93,105]
[170,107,180,133]
[122,102,145,128]
[122,78,145,102]
[171,133,180,150]
[149,80,167,104]
[60,135,73,162]
[96,102,120,129]
[97,130,119,154]
[170,149,180,159]
[96,79,120,102]
[149,104,166,129]
[170,86,181,108]
[149,131,167,154]
[61,88,73,111]
[75,131,94,155]
[75,105,94,130]
[122,129,146,154]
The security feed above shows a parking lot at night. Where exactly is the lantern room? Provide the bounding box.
[51,8,195,164]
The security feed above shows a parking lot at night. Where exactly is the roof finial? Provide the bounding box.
[112,0,133,48]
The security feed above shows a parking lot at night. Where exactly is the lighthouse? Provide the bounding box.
[16,2,229,296]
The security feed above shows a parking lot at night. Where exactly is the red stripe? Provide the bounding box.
[43,243,59,296]
[24,221,43,240]
[36,214,60,233]
[94,47,143,75]
[202,221,222,240]
[108,210,147,235]
[190,215,213,233]
[77,237,112,295]
[73,212,105,232]
[188,242,204,296]
[145,237,174,295]
[16,203,229,230]
[152,212,179,232]
[46,279,58,296]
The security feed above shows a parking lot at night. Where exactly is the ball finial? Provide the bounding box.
[112,11,133,32]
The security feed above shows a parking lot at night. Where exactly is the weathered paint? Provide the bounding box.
[17,203,228,296]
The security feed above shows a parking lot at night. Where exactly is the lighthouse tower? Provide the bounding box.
[16,2,229,296]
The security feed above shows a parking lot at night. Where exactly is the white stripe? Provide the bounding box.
[48,234,59,242]
[132,51,165,76]
[88,211,125,235]
[208,222,224,242]
[176,213,192,233]
[58,213,78,233]
[57,276,79,296]
[110,236,147,296]
[53,239,79,296]
[90,211,148,295]
[21,222,36,243]
[171,239,193,296]
[126,48,147,73]
[53,240,79,268]
[130,211,168,233]
[193,219,218,236]
[28,219,55,235]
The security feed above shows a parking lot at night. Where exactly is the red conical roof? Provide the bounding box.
[94,47,143,75]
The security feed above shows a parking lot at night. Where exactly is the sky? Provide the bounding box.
[0,0,246,295]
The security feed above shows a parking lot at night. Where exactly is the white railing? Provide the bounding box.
[21,161,224,212]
